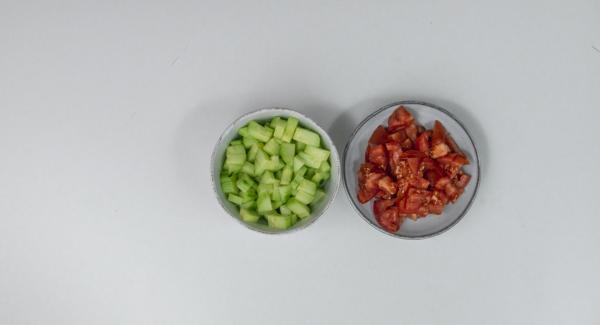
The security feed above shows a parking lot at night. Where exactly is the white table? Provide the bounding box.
[1,1,599,324]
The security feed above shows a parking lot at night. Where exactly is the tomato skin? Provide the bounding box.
[357,163,385,203]
[377,207,402,232]
[373,198,396,217]
[388,106,414,131]
[369,125,388,145]
[400,138,413,150]
[367,144,388,170]
[357,189,376,203]
[409,177,430,189]
[437,153,469,178]
[416,131,431,154]
[430,143,450,158]
[431,120,447,145]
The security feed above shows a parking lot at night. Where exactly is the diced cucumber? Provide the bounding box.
[296,141,306,152]
[266,213,292,229]
[290,214,298,225]
[257,193,273,213]
[229,140,242,146]
[241,200,256,209]
[238,127,249,137]
[293,156,305,172]
[271,185,281,201]
[220,174,237,194]
[260,170,277,184]
[278,185,292,202]
[271,117,287,139]
[298,152,321,169]
[293,127,320,147]
[310,189,326,206]
[280,165,293,185]
[280,143,295,165]
[248,121,273,143]
[247,144,259,162]
[242,135,258,148]
[281,117,299,143]
[297,179,317,195]
[241,162,255,176]
[311,172,325,184]
[306,168,316,179]
[226,144,246,156]
[294,190,314,205]
[318,160,331,173]
[271,200,283,210]
[257,183,274,195]
[228,194,244,206]
[240,208,260,222]
[263,138,280,156]
[304,146,330,162]
[286,198,310,218]
[254,149,269,176]
[279,205,292,215]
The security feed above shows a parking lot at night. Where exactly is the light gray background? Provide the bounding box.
[1,1,599,324]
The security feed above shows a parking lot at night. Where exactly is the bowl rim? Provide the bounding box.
[210,107,341,235]
[342,100,481,239]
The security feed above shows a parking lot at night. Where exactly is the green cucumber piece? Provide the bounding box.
[228,194,244,206]
[247,144,260,162]
[220,174,237,194]
[266,213,292,229]
[271,117,287,139]
[257,193,273,214]
[248,121,273,143]
[318,160,331,173]
[229,139,242,146]
[254,149,269,176]
[242,135,258,148]
[238,127,249,137]
[281,117,299,143]
[296,141,306,152]
[293,156,305,172]
[280,165,293,185]
[241,162,255,176]
[263,138,280,156]
[294,190,314,205]
[290,214,298,225]
[304,146,330,162]
[286,198,310,218]
[278,185,292,202]
[280,143,295,165]
[297,179,317,195]
[260,170,277,184]
[279,205,292,215]
[240,208,260,222]
[257,183,274,195]
[293,127,320,146]
[298,152,321,169]
[310,189,326,206]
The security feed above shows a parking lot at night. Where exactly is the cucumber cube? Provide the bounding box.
[293,156,305,172]
[263,138,280,156]
[266,213,292,229]
[228,194,244,206]
[257,193,273,214]
[281,117,299,143]
[286,198,310,218]
[297,179,317,195]
[280,165,293,185]
[294,190,314,205]
[280,143,295,165]
[293,127,320,147]
[304,146,330,162]
[298,152,321,169]
[240,208,260,222]
[248,121,273,143]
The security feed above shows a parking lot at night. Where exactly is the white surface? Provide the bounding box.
[1,1,599,324]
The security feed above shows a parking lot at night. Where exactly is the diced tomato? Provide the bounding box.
[368,125,388,145]
[388,106,414,131]
[405,123,418,141]
[416,131,431,154]
[434,176,451,190]
[437,153,469,178]
[377,176,397,197]
[400,138,413,150]
[373,198,396,217]
[357,189,374,203]
[367,144,388,170]
[455,173,471,188]
[387,130,407,143]
[431,120,447,145]
[409,177,430,189]
[377,207,402,232]
[430,143,450,158]
[357,107,470,230]
[396,178,409,198]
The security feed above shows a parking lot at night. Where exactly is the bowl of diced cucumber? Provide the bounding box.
[211,108,341,234]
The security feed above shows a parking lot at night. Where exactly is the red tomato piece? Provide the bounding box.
[387,130,407,143]
[357,189,376,203]
[388,106,414,131]
[416,131,431,154]
[405,123,418,141]
[455,173,471,188]
[373,198,396,217]
[377,176,397,197]
[367,144,388,170]
[431,120,447,145]
[409,177,430,189]
[377,207,402,232]
[400,138,413,150]
[368,125,388,145]
[396,178,410,198]
[437,153,469,178]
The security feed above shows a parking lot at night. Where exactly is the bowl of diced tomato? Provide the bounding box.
[211,107,341,234]
[342,101,480,239]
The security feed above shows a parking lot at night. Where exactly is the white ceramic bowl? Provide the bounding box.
[343,101,480,239]
[211,108,341,234]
